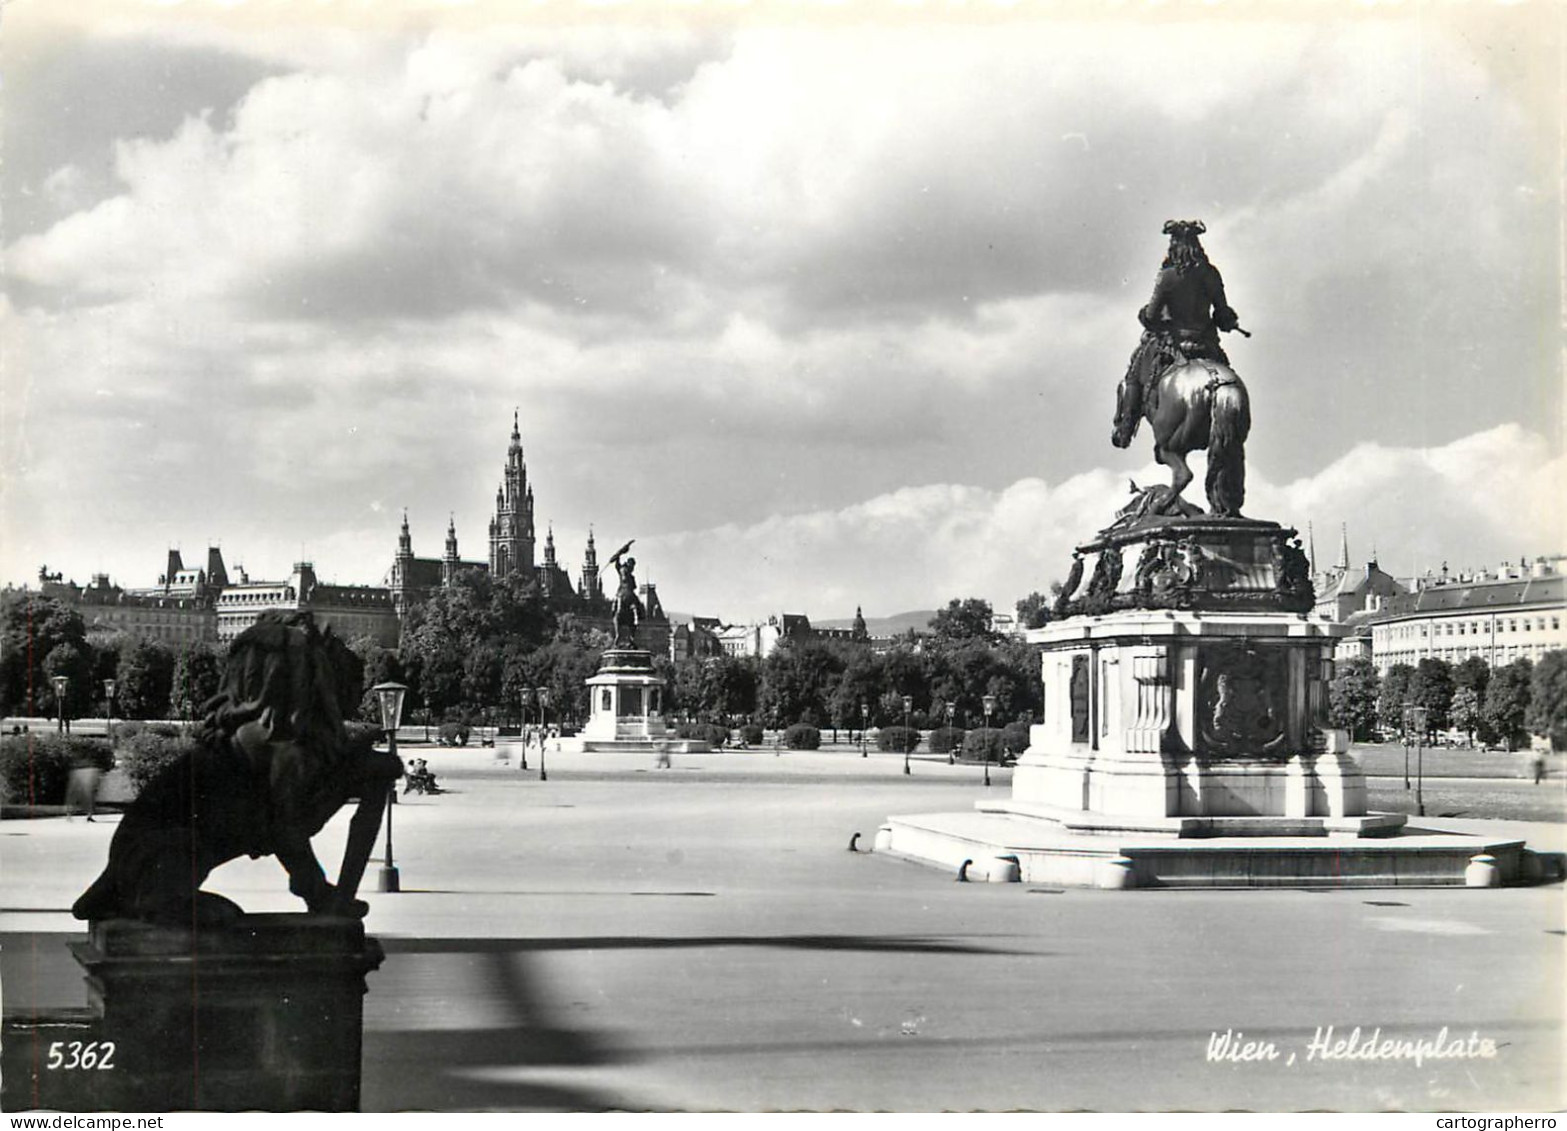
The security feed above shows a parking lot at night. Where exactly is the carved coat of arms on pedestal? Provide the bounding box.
[1197,644,1287,757]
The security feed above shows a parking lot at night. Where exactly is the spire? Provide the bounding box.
[398,510,412,556]
[510,408,521,449]
[1337,523,1350,571]
[544,524,557,566]
[445,514,458,561]
[1306,522,1316,575]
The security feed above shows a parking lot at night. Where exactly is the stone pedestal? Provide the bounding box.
[2,915,384,1112]
[869,512,1525,888]
[580,648,684,752]
[996,516,1399,837]
[996,608,1396,835]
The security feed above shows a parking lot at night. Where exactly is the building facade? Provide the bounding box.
[215,561,399,646]
[1369,558,1566,673]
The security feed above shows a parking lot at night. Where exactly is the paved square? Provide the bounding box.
[4,745,1563,1111]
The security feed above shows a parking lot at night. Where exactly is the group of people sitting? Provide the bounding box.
[403,757,440,795]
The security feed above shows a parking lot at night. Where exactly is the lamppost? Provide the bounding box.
[537,687,550,781]
[1405,704,1429,816]
[859,701,868,757]
[51,675,68,734]
[517,688,531,770]
[1401,704,1418,790]
[940,695,952,767]
[902,694,913,775]
[372,681,408,894]
[982,694,997,787]
[103,678,117,742]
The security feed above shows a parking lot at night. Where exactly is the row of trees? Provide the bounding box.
[1,585,1040,735]
[1329,652,1567,750]
[385,590,1041,732]
[15,578,1555,750]
[0,595,227,722]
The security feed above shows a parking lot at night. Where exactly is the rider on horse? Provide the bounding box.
[1115,220,1242,443]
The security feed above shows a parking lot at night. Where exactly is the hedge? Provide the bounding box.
[784,724,821,750]
[740,724,764,746]
[0,734,115,807]
[928,726,965,755]
[676,722,729,747]
[438,721,471,746]
[959,727,1008,764]
[118,729,200,795]
[877,725,920,754]
[1002,721,1032,756]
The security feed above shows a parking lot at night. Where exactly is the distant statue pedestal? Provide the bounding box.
[579,648,671,751]
[882,515,1533,888]
[1,915,384,1112]
[577,648,713,754]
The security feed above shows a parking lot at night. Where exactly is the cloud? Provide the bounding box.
[642,426,1566,621]
[1,10,1560,606]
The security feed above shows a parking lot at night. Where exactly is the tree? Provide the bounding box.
[1407,658,1455,734]
[347,636,406,725]
[1328,657,1380,742]
[397,568,554,718]
[115,639,176,720]
[1527,650,1567,750]
[1015,592,1051,630]
[41,641,95,722]
[928,598,998,644]
[1377,663,1414,736]
[1449,685,1483,746]
[171,642,225,720]
[0,596,90,717]
[1454,656,1490,699]
[761,639,845,727]
[1482,659,1534,751]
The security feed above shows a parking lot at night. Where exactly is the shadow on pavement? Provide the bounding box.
[381,933,1030,956]
[365,932,1030,1111]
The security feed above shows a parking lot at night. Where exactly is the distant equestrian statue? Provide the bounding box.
[604,540,645,647]
[1112,220,1251,519]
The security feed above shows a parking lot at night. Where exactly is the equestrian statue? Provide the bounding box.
[604,539,645,648]
[1111,220,1251,520]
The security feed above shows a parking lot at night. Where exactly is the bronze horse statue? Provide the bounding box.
[1112,357,1251,519]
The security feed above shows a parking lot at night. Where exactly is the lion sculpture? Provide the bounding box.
[73,612,403,927]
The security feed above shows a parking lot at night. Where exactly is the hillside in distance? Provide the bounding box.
[814,610,936,636]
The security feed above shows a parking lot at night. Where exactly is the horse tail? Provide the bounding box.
[1205,380,1251,517]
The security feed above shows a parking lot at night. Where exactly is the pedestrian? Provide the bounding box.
[1533,754,1547,785]
[656,744,672,770]
[65,760,101,821]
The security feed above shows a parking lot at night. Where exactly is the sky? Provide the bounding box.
[2,1,1563,624]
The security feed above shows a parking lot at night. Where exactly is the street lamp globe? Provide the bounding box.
[372,682,409,736]
[51,675,69,733]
